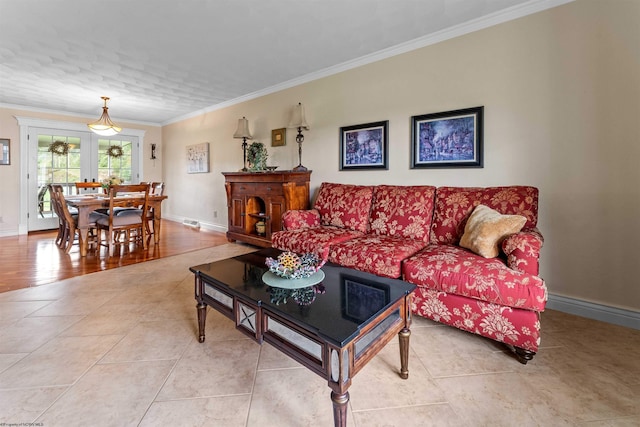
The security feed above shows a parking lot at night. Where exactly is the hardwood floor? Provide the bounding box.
[0,220,232,293]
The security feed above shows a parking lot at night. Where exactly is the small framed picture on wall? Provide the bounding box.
[271,128,286,147]
[186,142,210,173]
[0,139,10,165]
[339,120,389,170]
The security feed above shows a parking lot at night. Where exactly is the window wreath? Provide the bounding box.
[48,140,69,156]
[107,145,124,158]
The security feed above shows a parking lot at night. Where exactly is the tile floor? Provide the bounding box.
[0,243,639,426]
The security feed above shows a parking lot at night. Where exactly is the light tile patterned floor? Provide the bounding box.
[1,243,639,426]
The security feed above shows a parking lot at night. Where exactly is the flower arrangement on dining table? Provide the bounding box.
[101,175,122,192]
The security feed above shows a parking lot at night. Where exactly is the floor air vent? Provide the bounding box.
[183,219,200,229]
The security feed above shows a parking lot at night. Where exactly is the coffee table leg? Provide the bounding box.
[398,327,410,379]
[197,302,207,343]
[331,391,349,427]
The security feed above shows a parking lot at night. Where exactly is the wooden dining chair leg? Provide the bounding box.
[56,224,64,247]
[61,225,71,251]
[107,230,115,256]
[65,222,78,254]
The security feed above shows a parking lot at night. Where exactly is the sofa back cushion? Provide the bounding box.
[370,185,436,242]
[313,182,374,233]
[430,186,538,245]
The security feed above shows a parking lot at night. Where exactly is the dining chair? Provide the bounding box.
[140,182,165,237]
[96,184,150,256]
[50,185,101,253]
[75,181,103,194]
[37,184,49,218]
[48,184,65,248]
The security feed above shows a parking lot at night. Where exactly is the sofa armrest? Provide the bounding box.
[502,227,544,276]
[282,209,321,230]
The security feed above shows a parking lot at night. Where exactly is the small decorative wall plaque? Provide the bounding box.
[271,128,286,147]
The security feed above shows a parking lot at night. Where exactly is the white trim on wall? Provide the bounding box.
[547,294,640,330]
[164,0,576,125]
[161,213,227,234]
[0,102,160,127]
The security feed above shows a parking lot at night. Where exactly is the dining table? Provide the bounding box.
[65,193,168,256]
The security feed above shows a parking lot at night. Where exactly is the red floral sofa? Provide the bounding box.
[271,182,546,364]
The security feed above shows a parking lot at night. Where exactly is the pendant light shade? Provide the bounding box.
[88,97,122,136]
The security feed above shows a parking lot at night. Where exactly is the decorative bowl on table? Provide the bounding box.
[263,251,326,289]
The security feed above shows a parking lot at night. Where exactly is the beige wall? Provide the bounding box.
[1,1,638,313]
[164,0,640,312]
[0,107,162,233]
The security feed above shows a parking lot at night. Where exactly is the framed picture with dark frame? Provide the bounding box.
[340,275,390,323]
[410,106,483,168]
[0,139,10,165]
[340,120,388,170]
[271,128,286,147]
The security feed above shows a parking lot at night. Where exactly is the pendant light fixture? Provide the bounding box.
[87,97,122,136]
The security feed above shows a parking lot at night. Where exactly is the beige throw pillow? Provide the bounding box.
[460,205,527,258]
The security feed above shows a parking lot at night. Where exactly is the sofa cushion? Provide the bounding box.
[430,186,538,245]
[329,235,428,279]
[369,185,436,242]
[402,244,547,311]
[314,183,374,233]
[271,226,364,261]
[96,212,143,226]
[459,205,526,258]
[282,209,321,230]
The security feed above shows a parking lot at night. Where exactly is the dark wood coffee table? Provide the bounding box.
[190,248,416,427]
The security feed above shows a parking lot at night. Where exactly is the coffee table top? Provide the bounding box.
[190,248,415,346]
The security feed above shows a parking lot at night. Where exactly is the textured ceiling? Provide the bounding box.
[0,0,541,125]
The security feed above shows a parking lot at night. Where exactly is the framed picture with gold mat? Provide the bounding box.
[271,128,286,147]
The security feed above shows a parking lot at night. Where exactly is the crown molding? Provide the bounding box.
[163,0,574,126]
[13,115,147,138]
[1,102,161,128]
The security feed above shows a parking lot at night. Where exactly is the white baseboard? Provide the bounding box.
[197,220,227,233]
[547,293,640,330]
[0,229,19,237]
[163,215,227,234]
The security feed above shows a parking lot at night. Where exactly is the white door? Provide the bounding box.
[27,127,139,231]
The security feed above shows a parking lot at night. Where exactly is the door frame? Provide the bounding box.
[15,116,146,235]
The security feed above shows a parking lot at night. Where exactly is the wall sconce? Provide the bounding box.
[150,143,157,160]
[233,116,253,171]
[287,102,310,171]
